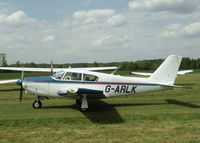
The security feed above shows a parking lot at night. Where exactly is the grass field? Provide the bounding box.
[0,72,200,143]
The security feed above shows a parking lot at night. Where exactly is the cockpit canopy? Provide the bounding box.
[52,70,65,80]
[53,70,99,81]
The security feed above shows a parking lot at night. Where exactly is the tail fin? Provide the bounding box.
[150,55,182,84]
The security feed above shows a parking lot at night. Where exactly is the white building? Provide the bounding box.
[0,53,6,66]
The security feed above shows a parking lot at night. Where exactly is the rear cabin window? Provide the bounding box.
[63,72,82,81]
[83,74,98,81]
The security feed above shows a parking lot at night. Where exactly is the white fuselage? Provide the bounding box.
[22,69,168,99]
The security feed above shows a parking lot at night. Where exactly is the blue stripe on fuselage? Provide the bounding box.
[24,76,54,82]
[23,76,160,86]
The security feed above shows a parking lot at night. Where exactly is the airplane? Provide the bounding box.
[0,55,188,112]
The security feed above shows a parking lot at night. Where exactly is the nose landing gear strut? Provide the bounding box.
[32,96,42,109]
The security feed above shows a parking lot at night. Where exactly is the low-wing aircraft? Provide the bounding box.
[0,55,188,112]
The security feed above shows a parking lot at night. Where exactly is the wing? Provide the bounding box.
[0,79,18,84]
[0,67,117,72]
[79,67,117,71]
[0,67,53,72]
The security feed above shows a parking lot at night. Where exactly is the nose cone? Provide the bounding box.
[16,79,23,86]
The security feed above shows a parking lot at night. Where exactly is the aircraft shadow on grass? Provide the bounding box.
[43,99,200,124]
[0,88,19,92]
[43,100,168,124]
[43,100,125,124]
[166,99,200,108]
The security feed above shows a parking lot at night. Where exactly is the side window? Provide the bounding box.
[64,72,81,81]
[83,74,98,81]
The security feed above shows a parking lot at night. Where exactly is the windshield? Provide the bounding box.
[52,70,65,80]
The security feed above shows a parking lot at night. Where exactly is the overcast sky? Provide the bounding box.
[0,0,200,64]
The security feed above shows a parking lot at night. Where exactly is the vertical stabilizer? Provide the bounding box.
[150,55,182,84]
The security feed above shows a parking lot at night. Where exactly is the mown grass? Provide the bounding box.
[0,72,200,143]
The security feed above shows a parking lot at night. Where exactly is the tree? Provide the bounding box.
[93,61,99,67]
[180,57,191,69]
[15,61,21,67]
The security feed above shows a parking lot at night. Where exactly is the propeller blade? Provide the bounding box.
[51,60,53,75]
[19,84,23,103]
[19,68,24,103]
[21,70,24,79]
[21,64,24,79]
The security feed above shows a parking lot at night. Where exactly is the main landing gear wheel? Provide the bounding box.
[76,98,81,105]
[80,108,89,112]
[32,100,42,109]
[76,94,81,105]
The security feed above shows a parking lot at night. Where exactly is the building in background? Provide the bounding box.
[0,53,7,66]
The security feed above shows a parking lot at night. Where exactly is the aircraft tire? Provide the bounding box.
[32,100,42,109]
[80,108,89,112]
[76,99,81,105]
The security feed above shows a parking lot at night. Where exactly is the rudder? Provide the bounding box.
[150,55,182,84]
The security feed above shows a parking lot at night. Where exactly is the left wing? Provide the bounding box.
[0,67,117,72]
[0,79,18,84]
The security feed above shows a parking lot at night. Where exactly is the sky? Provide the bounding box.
[0,0,200,64]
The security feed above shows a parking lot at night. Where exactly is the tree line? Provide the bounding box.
[4,57,200,71]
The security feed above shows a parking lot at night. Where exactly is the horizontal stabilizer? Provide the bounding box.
[177,70,194,75]
[130,70,193,76]
[159,83,190,88]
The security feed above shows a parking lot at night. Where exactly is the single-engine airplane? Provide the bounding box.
[0,55,188,112]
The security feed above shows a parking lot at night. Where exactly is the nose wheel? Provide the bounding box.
[32,99,42,109]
